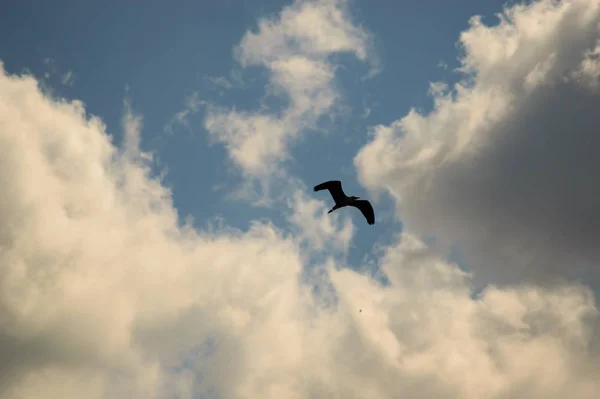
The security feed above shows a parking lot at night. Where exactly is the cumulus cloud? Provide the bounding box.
[204,0,373,176]
[0,63,315,398]
[355,0,600,286]
[2,61,600,399]
[4,0,600,397]
[286,189,354,253]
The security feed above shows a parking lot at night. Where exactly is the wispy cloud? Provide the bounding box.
[164,92,203,135]
[38,57,76,89]
[205,76,234,90]
[204,0,374,177]
[61,70,75,86]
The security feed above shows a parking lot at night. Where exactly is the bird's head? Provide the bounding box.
[350,196,360,201]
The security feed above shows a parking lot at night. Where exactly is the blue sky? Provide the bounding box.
[3,1,600,398]
[0,0,504,271]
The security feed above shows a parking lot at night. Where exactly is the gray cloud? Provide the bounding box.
[4,1,600,397]
[356,0,600,287]
[3,61,600,399]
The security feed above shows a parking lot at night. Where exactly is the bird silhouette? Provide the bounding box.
[313,180,375,225]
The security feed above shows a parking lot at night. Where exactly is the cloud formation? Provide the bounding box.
[3,0,600,398]
[356,0,600,286]
[204,0,372,176]
[2,57,600,398]
[61,70,75,87]
[0,63,313,398]
[164,92,203,135]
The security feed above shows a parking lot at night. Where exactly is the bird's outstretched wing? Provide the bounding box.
[350,200,375,225]
[313,180,347,204]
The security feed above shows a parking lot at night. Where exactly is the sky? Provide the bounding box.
[1,0,600,398]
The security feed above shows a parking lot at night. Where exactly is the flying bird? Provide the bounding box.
[313,180,375,225]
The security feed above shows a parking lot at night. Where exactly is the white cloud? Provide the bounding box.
[164,92,203,135]
[61,70,75,86]
[5,0,600,397]
[355,0,600,286]
[234,0,369,65]
[0,63,317,398]
[206,76,234,90]
[286,189,354,253]
[204,0,373,177]
[2,63,600,399]
[204,109,289,176]
[40,57,75,87]
[572,40,600,89]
